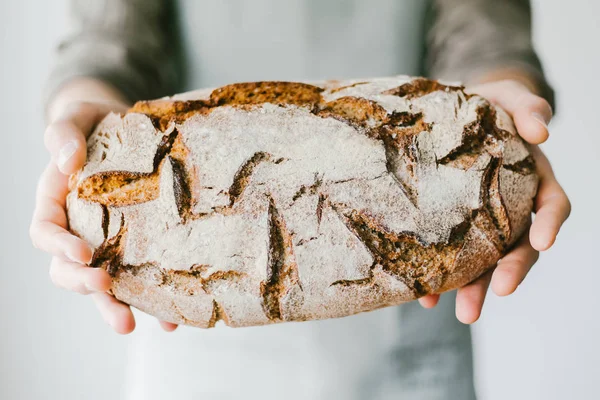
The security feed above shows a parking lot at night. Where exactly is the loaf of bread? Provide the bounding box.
[66,76,538,328]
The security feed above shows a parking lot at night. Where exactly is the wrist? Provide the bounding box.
[47,78,130,123]
[467,67,542,96]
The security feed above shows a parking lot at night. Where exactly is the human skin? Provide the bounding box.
[418,68,571,323]
[31,73,570,333]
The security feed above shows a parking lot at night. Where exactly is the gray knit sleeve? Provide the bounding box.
[424,0,555,109]
[44,0,182,105]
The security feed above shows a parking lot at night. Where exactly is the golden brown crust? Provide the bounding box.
[382,77,465,99]
[329,205,467,297]
[77,128,195,209]
[209,81,324,108]
[129,82,325,131]
[130,100,213,131]
[316,96,389,128]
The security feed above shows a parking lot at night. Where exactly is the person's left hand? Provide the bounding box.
[418,79,571,324]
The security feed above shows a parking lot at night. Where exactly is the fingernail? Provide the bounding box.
[58,141,78,169]
[65,247,93,264]
[531,112,550,129]
[83,248,94,264]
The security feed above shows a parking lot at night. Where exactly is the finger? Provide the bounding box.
[45,102,127,174]
[468,81,552,144]
[455,269,493,324]
[35,161,69,209]
[529,147,572,251]
[92,292,136,335]
[159,320,179,332]
[418,294,440,309]
[56,101,128,138]
[30,163,93,264]
[49,257,112,294]
[30,220,93,264]
[491,234,539,296]
[511,93,552,145]
[44,119,88,174]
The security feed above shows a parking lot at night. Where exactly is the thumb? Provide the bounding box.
[467,80,553,145]
[44,101,128,175]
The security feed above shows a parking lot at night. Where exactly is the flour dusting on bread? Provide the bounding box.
[67,76,538,328]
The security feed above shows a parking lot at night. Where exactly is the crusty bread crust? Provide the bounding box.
[66,76,538,328]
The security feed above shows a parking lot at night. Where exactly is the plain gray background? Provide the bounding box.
[1,1,598,399]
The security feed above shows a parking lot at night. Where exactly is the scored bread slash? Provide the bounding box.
[66,75,538,328]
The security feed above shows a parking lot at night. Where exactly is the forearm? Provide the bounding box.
[47,78,130,123]
[45,0,180,119]
[425,0,555,109]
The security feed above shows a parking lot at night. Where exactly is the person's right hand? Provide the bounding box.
[30,92,179,334]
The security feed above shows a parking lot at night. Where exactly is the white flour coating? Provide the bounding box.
[493,106,531,165]
[81,113,166,180]
[413,92,485,159]
[66,192,104,248]
[499,168,538,245]
[178,104,388,215]
[107,208,123,239]
[121,160,270,277]
[68,76,538,328]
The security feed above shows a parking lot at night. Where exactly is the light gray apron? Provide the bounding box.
[124,1,476,399]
